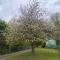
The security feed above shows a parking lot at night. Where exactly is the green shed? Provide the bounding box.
[46,39,56,48]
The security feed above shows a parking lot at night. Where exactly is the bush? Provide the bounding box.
[0,45,9,55]
[8,40,31,53]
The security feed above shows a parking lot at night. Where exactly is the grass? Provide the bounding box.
[4,48,60,60]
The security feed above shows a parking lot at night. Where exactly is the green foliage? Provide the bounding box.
[0,45,9,55]
[0,20,7,30]
[8,40,31,53]
[0,20,7,43]
[0,19,7,54]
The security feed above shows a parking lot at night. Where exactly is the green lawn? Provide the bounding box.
[4,48,60,60]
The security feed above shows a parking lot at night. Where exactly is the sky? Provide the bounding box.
[0,0,60,22]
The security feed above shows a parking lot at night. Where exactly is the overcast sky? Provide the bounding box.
[0,0,60,22]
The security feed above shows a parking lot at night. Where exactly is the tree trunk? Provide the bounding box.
[31,42,35,53]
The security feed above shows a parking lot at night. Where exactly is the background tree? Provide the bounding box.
[0,19,7,54]
[6,18,22,52]
[51,13,60,46]
[6,17,31,52]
